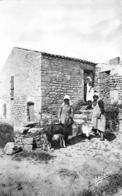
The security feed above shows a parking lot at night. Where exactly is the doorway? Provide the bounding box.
[84,70,94,102]
[27,101,35,121]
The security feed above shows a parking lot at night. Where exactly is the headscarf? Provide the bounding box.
[93,91,99,98]
[62,95,72,106]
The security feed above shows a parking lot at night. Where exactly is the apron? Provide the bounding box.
[59,104,73,135]
[97,114,106,133]
[92,103,106,132]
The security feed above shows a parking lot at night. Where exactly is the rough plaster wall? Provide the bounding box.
[0,47,41,126]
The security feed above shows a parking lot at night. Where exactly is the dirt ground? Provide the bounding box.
[0,130,122,196]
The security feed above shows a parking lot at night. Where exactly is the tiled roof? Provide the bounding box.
[15,47,96,66]
[41,52,96,65]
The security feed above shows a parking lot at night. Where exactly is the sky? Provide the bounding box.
[0,0,121,69]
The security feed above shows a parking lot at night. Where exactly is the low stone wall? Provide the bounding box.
[14,127,51,152]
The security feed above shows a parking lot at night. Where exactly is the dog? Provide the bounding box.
[52,134,66,148]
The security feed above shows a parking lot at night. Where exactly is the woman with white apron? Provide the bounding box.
[92,93,106,140]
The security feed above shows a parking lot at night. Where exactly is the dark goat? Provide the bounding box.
[43,124,65,143]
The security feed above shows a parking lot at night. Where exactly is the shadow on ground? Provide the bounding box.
[68,135,84,145]
[52,131,116,149]
[12,151,55,163]
[51,134,87,149]
[105,132,116,142]
[69,131,117,146]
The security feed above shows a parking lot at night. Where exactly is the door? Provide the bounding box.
[27,102,35,121]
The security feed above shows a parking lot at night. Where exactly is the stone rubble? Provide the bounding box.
[4,142,15,155]
[3,108,122,156]
[13,127,51,154]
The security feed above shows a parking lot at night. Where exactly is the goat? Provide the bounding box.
[43,124,65,148]
[52,134,66,148]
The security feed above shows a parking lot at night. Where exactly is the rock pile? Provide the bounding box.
[4,142,15,155]
[3,126,51,155]
[14,127,51,152]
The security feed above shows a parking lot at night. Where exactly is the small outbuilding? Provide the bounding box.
[0,47,96,126]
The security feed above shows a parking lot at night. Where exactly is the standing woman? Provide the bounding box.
[97,99,106,141]
[58,95,74,144]
[86,76,94,103]
[92,92,99,134]
[92,92,106,140]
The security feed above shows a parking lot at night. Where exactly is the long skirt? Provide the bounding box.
[97,114,106,133]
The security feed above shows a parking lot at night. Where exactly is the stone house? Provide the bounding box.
[94,57,122,105]
[0,47,96,126]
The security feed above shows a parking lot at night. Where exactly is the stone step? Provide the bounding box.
[73,119,85,125]
[74,114,87,119]
[74,110,92,119]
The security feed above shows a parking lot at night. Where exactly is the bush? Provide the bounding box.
[105,103,119,119]
[105,103,119,131]
[0,123,14,147]
[118,103,122,109]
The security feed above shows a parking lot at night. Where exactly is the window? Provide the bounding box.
[3,104,7,118]
[10,76,14,100]
[27,102,35,121]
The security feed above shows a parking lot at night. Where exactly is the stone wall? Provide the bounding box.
[109,57,120,65]
[0,47,42,126]
[94,68,110,104]
[41,54,95,116]
[109,75,122,104]
[94,64,122,105]
[0,47,96,126]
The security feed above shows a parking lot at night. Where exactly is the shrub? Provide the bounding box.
[118,103,122,109]
[105,103,119,131]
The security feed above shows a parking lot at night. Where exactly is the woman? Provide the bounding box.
[86,76,94,102]
[97,99,106,140]
[58,95,74,144]
[92,92,106,140]
[92,92,99,133]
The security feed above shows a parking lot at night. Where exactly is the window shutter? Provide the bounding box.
[3,104,7,118]
[10,76,14,100]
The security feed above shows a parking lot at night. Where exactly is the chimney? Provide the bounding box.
[109,57,120,65]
